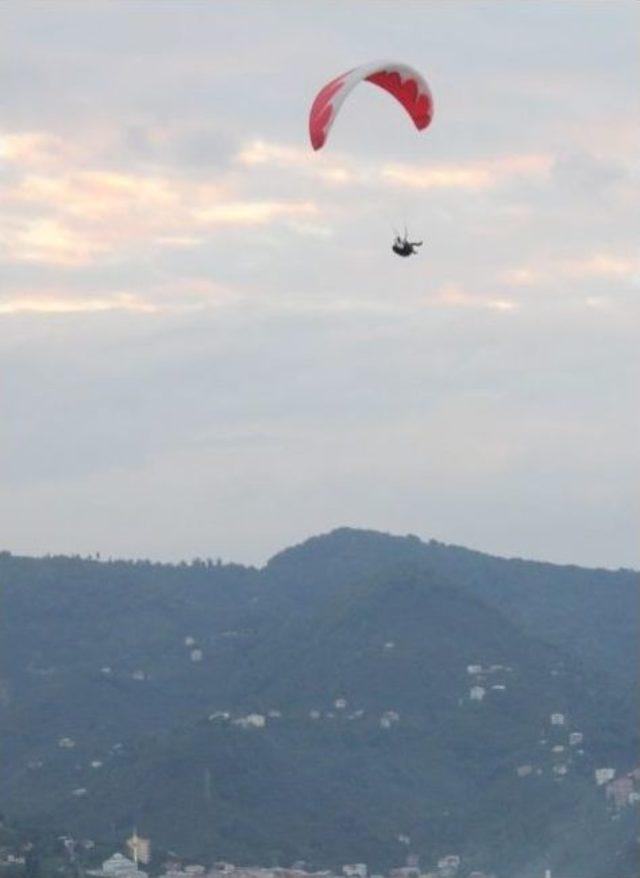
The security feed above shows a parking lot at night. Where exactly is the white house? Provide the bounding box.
[595,767,616,786]
[103,854,138,873]
[550,713,565,726]
[380,710,400,728]
[437,854,460,870]
[469,686,486,701]
[91,853,148,878]
[233,713,266,729]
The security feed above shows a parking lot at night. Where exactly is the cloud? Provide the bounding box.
[1,136,322,267]
[236,140,310,168]
[496,253,639,295]
[428,283,518,312]
[0,275,243,318]
[153,235,204,248]
[584,296,613,310]
[236,138,556,198]
[15,170,179,216]
[0,130,81,169]
[195,200,318,225]
[0,292,158,316]
[236,138,356,186]
[0,218,109,267]
[498,267,539,286]
[381,154,553,191]
[560,253,637,280]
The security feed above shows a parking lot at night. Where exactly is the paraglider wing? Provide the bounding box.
[309,60,434,150]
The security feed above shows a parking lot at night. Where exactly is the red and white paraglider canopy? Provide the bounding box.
[309,60,434,151]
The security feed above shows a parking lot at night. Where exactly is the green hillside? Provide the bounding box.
[0,531,638,877]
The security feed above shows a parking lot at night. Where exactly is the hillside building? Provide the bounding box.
[389,868,419,878]
[606,777,634,808]
[233,713,266,729]
[380,710,400,728]
[595,767,616,786]
[88,852,148,878]
[342,864,367,878]
[436,854,460,877]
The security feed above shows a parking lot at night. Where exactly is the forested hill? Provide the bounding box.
[0,530,638,877]
[265,528,639,693]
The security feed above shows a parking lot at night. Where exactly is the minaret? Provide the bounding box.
[132,829,139,868]
[127,827,150,868]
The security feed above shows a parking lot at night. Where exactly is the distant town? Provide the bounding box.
[0,844,560,878]
[3,762,640,878]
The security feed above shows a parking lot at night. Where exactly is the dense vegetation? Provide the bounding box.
[0,529,638,877]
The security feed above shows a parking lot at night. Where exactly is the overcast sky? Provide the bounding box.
[1,1,638,568]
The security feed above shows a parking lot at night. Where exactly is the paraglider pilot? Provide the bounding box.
[392,235,423,257]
